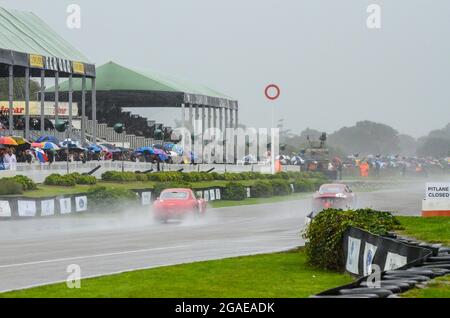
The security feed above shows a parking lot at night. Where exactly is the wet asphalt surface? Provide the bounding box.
[0,180,435,292]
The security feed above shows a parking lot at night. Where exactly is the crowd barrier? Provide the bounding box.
[0,186,230,219]
[314,227,448,298]
[0,162,305,183]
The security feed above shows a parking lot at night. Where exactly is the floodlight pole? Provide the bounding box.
[66,129,70,175]
[8,65,13,136]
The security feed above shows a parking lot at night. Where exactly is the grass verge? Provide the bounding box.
[397,216,450,246]
[0,249,352,298]
[402,276,450,298]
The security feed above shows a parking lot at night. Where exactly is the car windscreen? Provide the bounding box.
[160,192,189,200]
[319,186,344,194]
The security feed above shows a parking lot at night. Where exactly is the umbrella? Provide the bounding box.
[36,135,60,144]
[31,142,45,148]
[88,145,102,153]
[42,142,60,150]
[0,136,18,146]
[136,146,155,154]
[11,136,30,145]
[154,149,169,161]
[33,148,48,163]
[172,145,184,156]
[164,143,175,151]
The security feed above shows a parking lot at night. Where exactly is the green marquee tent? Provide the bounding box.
[0,6,95,77]
[47,61,238,109]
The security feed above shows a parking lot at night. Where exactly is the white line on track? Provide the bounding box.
[0,245,191,269]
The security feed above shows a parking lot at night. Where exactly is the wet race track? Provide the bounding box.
[0,179,440,292]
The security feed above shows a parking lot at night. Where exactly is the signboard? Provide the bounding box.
[0,101,78,117]
[215,189,221,200]
[41,200,55,217]
[17,201,37,217]
[209,189,216,201]
[0,201,12,217]
[363,242,378,276]
[72,61,85,75]
[59,198,72,214]
[75,196,88,212]
[29,54,44,68]
[384,252,407,271]
[141,192,152,206]
[204,190,210,202]
[346,236,361,275]
[426,183,450,200]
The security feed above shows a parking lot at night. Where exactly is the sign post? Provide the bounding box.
[264,84,281,175]
[422,183,450,217]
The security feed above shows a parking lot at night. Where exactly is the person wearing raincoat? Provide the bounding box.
[360,161,370,177]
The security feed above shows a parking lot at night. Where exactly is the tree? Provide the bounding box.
[327,121,401,156]
[417,137,450,158]
[0,78,40,101]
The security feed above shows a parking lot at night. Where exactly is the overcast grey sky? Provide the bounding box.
[3,0,450,137]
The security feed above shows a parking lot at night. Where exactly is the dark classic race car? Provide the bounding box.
[153,188,207,222]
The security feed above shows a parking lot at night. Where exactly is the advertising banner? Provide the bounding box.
[75,196,88,212]
[17,201,37,217]
[59,198,72,214]
[41,200,55,217]
[0,101,78,117]
[0,201,12,218]
[141,192,152,206]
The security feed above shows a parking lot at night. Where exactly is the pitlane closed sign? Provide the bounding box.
[426,183,450,200]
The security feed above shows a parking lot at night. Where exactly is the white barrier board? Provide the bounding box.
[18,201,37,217]
[346,237,361,275]
[0,201,12,217]
[60,198,72,214]
[142,192,152,206]
[76,196,88,212]
[41,200,55,217]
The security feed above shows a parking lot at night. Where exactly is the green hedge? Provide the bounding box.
[222,182,247,201]
[45,173,97,186]
[87,186,138,211]
[44,174,77,187]
[271,179,292,196]
[303,209,401,271]
[3,175,36,191]
[251,181,273,198]
[0,179,23,195]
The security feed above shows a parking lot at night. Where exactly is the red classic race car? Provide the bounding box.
[153,188,207,222]
[311,184,357,217]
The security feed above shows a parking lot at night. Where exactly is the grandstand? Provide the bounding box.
[45,62,239,147]
[0,6,97,141]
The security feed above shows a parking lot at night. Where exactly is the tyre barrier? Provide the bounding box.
[313,227,450,298]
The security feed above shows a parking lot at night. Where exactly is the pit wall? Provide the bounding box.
[422,200,450,217]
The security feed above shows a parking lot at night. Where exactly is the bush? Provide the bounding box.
[293,179,316,193]
[102,171,137,182]
[87,186,138,211]
[147,172,183,182]
[251,181,273,198]
[44,174,77,187]
[135,173,148,182]
[76,175,97,185]
[4,175,36,191]
[0,179,23,195]
[303,209,401,271]
[270,179,291,196]
[222,182,247,201]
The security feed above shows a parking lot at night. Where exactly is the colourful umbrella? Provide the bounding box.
[36,135,60,144]
[33,148,48,163]
[11,136,30,145]
[32,142,45,148]
[42,142,60,150]
[0,136,18,146]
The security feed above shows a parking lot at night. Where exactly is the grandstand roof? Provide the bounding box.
[47,61,238,109]
[0,7,95,77]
